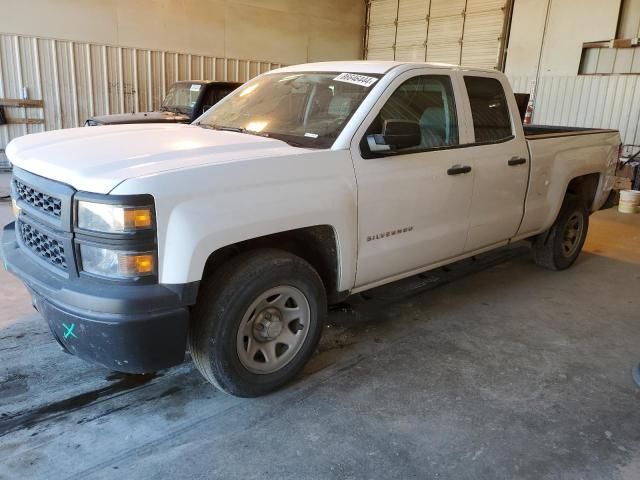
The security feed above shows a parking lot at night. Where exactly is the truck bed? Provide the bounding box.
[517,126,620,238]
[524,124,617,139]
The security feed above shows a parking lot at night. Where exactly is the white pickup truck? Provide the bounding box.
[1,61,620,397]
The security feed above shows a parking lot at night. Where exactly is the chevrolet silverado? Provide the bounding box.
[2,61,620,397]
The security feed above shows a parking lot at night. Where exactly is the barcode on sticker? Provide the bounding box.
[333,73,378,88]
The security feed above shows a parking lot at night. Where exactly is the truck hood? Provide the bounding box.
[87,111,190,125]
[7,124,308,194]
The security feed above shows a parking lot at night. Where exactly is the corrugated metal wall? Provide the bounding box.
[0,33,283,169]
[509,75,640,147]
[580,47,640,75]
[4,32,637,170]
[365,0,509,69]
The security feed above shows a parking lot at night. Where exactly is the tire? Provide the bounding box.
[188,249,326,397]
[532,195,589,270]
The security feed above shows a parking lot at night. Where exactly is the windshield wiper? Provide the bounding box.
[196,124,243,133]
[197,124,309,148]
[215,125,245,133]
[200,124,263,136]
[161,106,190,115]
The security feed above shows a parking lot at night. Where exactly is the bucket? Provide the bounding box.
[619,189,640,213]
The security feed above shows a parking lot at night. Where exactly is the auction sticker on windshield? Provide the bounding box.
[333,73,378,88]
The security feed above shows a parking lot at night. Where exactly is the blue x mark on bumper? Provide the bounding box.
[62,322,77,339]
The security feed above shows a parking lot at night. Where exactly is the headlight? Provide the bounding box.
[80,244,155,278]
[77,201,153,233]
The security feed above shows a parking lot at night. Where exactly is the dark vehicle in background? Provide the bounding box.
[85,81,242,126]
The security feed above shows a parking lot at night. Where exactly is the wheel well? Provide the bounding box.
[566,173,600,211]
[201,226,342,302]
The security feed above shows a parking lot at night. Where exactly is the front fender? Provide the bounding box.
[110,150,358,291]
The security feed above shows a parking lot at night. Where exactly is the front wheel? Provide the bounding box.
[532,195,589,270]
[189,249,326,397]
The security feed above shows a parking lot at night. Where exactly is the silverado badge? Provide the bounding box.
[367,226,414,242]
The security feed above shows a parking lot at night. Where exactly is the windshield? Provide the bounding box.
[161,83,203,115]
[198,72,381,148]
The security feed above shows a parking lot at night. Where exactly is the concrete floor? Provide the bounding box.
[1,188,640,479]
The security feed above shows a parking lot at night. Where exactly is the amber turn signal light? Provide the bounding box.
[118,253,155,275]
[123,208,153,229]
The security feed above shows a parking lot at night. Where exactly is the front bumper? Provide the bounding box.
[2,222,197,373]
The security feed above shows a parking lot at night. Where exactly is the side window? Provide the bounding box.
[201,87,234,113]
[212,88,234,104]
[463,76,513,143]
[198,88,215,115]
[202,88,221,109]
[360,75,459,157]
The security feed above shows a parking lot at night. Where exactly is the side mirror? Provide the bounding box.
[366,133,391,152]
[383,119,421,149]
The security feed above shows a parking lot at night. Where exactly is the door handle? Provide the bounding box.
[447,165,472,175]
[508,156,527,166]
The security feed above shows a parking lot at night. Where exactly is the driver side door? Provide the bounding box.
[350,70,476,288]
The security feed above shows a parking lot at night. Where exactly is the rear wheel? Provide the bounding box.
[189,249,326,397]
[533,195,589,270]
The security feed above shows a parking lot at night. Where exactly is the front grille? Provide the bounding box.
[13,179,62,218]
[19,222,67,270]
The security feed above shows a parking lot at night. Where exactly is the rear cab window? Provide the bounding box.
[463,76,513,144]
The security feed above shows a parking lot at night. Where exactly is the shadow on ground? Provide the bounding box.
[1,213,640,480]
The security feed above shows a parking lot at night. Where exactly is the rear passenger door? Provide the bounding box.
[460,74,530,252]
